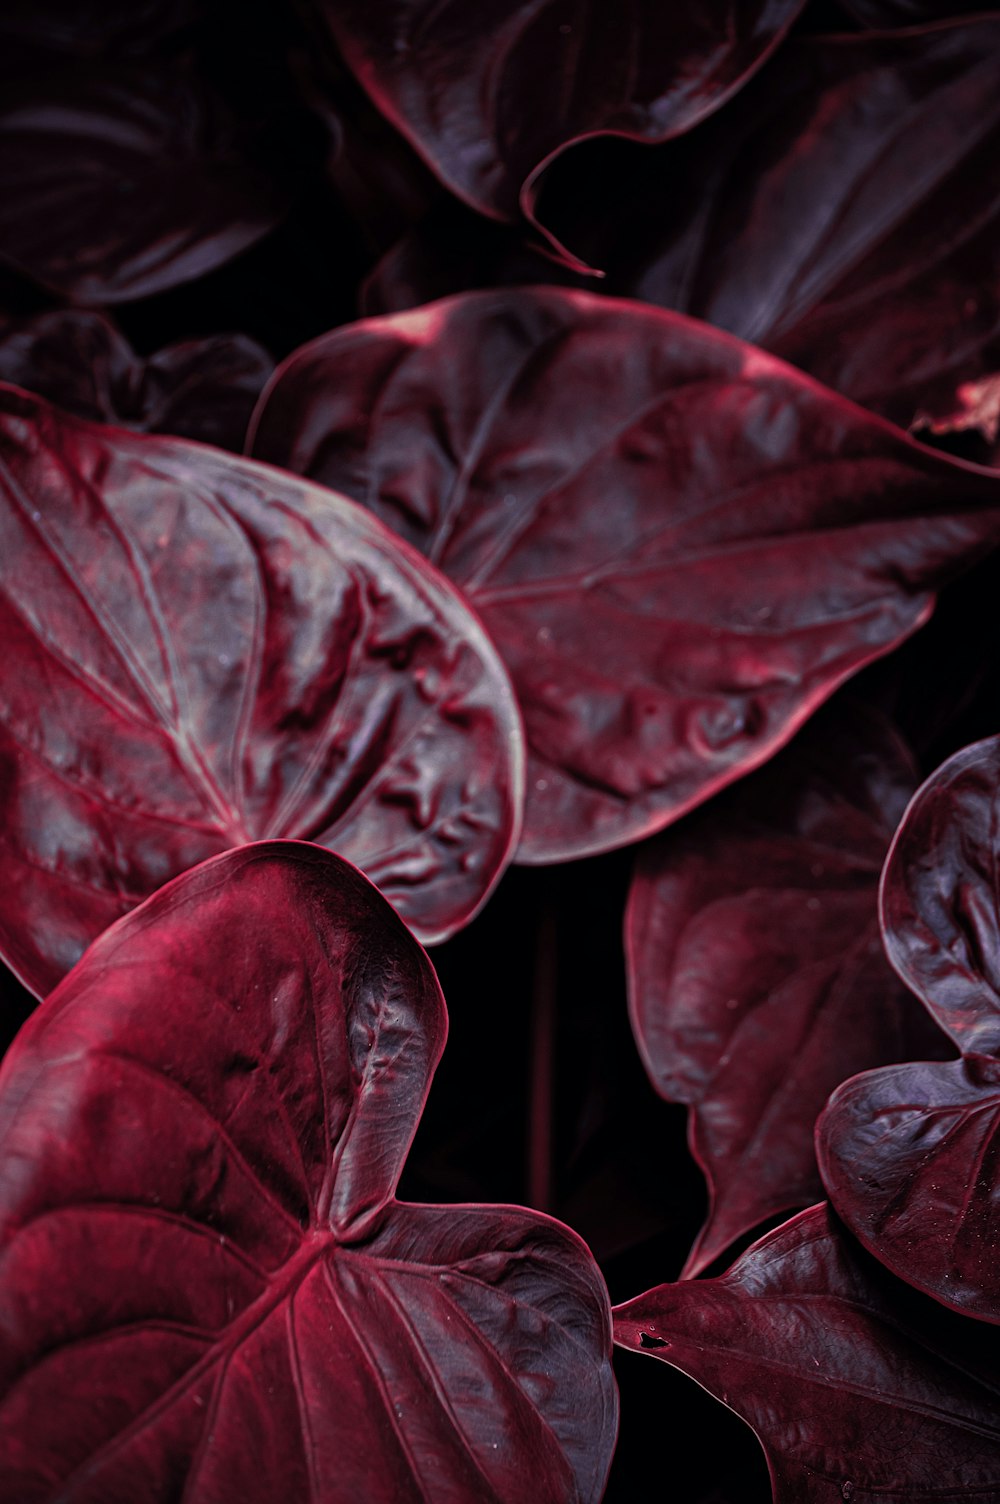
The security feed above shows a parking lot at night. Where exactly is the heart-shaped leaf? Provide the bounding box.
[309,0,805,249]
[0,841,617,1502]
[614,1203,1000,1501]
[0,383,523,997]
[0,311,273,453]
[0,60,302,303]
[626,701,945,1277]
[248,287,1000,863]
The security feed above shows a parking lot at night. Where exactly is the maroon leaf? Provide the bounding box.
[0,383,523,997]
[879,735,1000,1055]
[613,1203,1000,1501]
[309,0,805,251]
[0,311,273,453]
[248,287,1000,863]
[817,735,1000,1322]
[0,841,617,1502]
[0,60,300,304]
[625,700,946,1277]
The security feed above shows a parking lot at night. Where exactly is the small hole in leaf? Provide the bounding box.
[639,1332,668,1349]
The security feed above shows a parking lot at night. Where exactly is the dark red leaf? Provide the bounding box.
[308,0,805,251]
[0,841,617,1502]
[0,383,523,997]
[0,60,300,304]
[614,1203,1000,1500]
[248,287,1000,863]
[625,701,946,1276]
[818,735,1000,1322]
[0,311,273,453]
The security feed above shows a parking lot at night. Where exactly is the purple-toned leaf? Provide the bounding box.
[248,287,1000,864]
[309,0,805,247]
[614,1203,1000,1501]
[0,841,617,1502]
[0,383,523,997]
[820,1056,1000,1324]
[0,311,273,453]
[879,735,1000,1055]
[625,701,946,1277]
[0,61,300,304]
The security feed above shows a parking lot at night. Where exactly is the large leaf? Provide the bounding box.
[0,311,273,453]
[613,1203,1000,1501]
[0,842,617,1502]
[248,287,1000,863]
[0,383,523,997]
[818,735,1000,1323]
[0,60,301,303]
[309,0,805,247]
[625,701,946,1277]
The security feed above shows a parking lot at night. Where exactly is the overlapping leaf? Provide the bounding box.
[626,701,945,1277]
[0,60,301,303]
[0,383,523,997]
[0,311,273,452]
[819,735,1000,1323]
[309,0,805,249]
[0,842,617,1502]
[249,287,1000,863]
[613,1203,1000,1501]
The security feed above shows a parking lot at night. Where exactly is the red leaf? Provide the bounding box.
[626,701,945,1277]
[0,842,617,1502]
[248,287,1000,863]
[613,1203,1000,1501]
[308,0,804,252]
[0,60,301,304]
[0,311,273,453]
[0,383,523,997]
[818,735,1000,1322]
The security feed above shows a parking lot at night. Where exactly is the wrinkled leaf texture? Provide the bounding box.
[0,59,299,303]
[625,700,945,1277]
[613,1203,1000,1501]
[311,0,805,252]
[819,735,1000,1323]
[248,287,1000,863]
[0,311,273,453]
[0,383,523,998]
[0,841,617,1502]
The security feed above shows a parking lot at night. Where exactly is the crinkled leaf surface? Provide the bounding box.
[0,383,523,997]
[0,311,273,453]
[310,0,804,245]
[0,842,617,1503]
[525,18,1000,446]
[614,1203,1000,1502]
[0,60,299,303]
[248,287,1000,863]
[818,735,1000,1322]
[626,701,945,1277]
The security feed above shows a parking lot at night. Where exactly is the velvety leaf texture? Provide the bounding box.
[625,701,945,1277]
[818,735,1000,1323]
[248,287,1000,863]
[0,60,298,303]
[614,1204,1000,1501]
[0,311,274,453]
[0,383,523,997]
[310,0,805,244]
[0,842,617,1502]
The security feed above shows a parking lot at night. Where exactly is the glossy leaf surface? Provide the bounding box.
[0,842,617,1502]
[0,384,523,996]
[626,702,944,1276]
[0,61,298,303]
[248,288,1000,863]
[312,0,804,241]
[613,1203,1000,1501]
[0,311,273,453]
